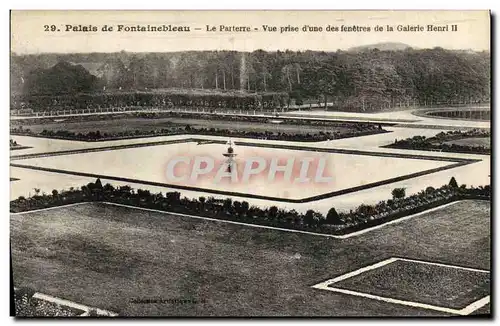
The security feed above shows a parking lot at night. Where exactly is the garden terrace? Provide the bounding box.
[384,129,490,155]
[10,138,478,203]
[10,198,490,316]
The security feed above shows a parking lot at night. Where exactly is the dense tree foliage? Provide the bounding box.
[11,47,490,112]
[391,188,406,200]
[21,62,102,95]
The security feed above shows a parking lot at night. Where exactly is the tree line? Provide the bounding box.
[11,47,490,112]
[13,87,289,111]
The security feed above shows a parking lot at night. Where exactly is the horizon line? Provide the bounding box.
[10,47,491,55]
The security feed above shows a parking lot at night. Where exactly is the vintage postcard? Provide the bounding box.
[9,10,491,317]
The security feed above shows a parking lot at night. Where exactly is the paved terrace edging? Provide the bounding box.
[282,112,419,123]
[393,124,491,131]
[11,136,480,163]
[411,108,491,122]
[10,161,476,204]
[11,107,408,124]
[10,138,190,161]
[10,146,33,151]
[10,137,481,203]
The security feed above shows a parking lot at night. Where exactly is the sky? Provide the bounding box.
[11,10,490,54]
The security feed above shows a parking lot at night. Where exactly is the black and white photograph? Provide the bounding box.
[9,10,491,317]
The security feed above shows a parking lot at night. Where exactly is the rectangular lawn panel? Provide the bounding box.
[11,200,490,316]
[12,116,357,135]
[329,259,490,310]
[443,137,490,148]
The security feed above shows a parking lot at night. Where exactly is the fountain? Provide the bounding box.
[222,139,238,173]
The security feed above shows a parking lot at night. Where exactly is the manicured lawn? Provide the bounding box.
[332,259,490,309]
[12,116,353,135]
[443,137,490,149]
[10,200,490,316]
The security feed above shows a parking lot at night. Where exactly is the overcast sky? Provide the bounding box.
[11,10,490,54]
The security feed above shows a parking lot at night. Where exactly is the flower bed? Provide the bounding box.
[10,178,490,236]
